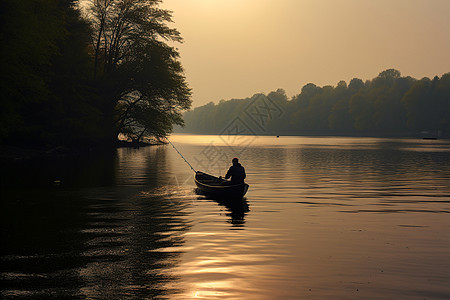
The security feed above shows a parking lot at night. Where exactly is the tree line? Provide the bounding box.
[178,69,450,137]
[0,0,191,148]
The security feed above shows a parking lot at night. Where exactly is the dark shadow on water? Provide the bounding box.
[0,146,190,299]
[0,150,117,189]
[195,188,250,227]
[1,191,189,299]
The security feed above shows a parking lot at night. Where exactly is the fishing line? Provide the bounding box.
[166,138,197,173]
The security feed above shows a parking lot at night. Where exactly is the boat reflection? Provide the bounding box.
[195,188,250,227]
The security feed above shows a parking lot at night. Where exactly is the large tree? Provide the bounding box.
[87,0,191,142]
[0,0,98,145]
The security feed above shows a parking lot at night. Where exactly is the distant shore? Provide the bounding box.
[173,131,448,139]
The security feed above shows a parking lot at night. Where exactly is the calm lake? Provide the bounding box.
[1,135,450,299]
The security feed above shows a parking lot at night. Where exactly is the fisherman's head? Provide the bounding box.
[232,157,239,165]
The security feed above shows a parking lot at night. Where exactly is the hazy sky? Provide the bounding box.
[161,0,450,107]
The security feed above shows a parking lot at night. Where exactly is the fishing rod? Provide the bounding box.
[166,138,197,173]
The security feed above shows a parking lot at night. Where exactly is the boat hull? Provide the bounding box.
[195,171,249,199]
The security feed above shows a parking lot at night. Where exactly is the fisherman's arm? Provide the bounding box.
[225,167,232,179]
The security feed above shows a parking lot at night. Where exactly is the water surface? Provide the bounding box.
[1,135,449,299]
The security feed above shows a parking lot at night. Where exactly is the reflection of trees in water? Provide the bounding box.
[0,146,190,299]
[79,193,189,299]
[1,150,117,189]
[1,190,91,299]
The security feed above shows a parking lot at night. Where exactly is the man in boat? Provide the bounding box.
[224,158,246,184]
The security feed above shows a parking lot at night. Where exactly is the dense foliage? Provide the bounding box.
[179,69,450,137]
[0,0,191,147]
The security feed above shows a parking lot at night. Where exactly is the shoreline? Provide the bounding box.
[0,140,166,164]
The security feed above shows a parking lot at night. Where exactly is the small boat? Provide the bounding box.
[421,130,440,140]
[195,171,249,199]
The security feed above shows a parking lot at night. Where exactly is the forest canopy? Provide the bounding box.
[178,69,450,137]
[1,1,448,147]
[0,0,191,147]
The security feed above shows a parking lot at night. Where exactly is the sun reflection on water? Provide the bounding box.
[166,135,450,299]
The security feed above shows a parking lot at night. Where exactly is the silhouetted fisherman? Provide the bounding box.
[224,158,246,184]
